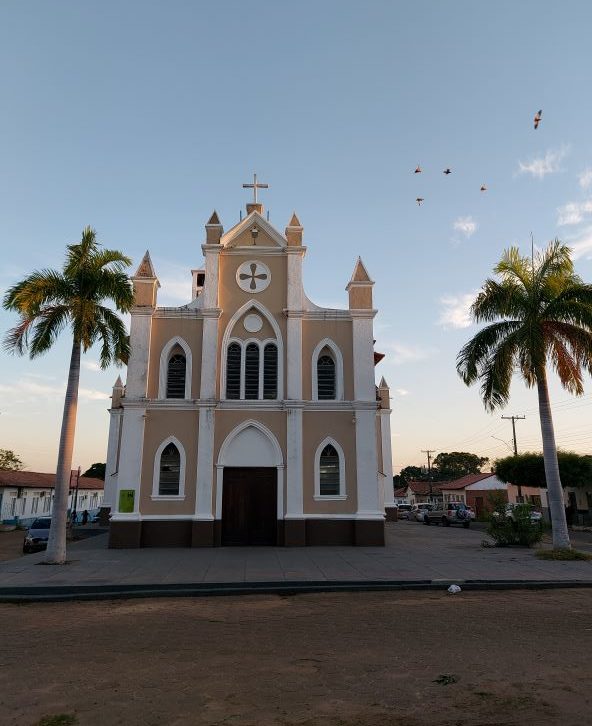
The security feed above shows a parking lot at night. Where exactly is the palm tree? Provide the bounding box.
[457,241,592,550]
[3,227,133,563]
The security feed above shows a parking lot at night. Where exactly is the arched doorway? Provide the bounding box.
[217,421,284,546]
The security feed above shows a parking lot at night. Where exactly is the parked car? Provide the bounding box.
[465,505,476,520]
[23,517,52,553]
[396,504,414,520]
[413,503,434,521]
[423,502,471,528]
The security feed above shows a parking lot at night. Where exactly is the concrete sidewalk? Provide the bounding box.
[1,522,591,600]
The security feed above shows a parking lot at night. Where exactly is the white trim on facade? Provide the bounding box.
[157,336,193,399]
[216,420,285,520]
[311,338,344,401]
[151,435,187,499]
[314,437,347,500]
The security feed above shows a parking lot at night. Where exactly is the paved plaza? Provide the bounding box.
[1,521,592,595]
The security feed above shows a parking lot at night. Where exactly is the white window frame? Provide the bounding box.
[220,300,284,400]
[314,437,347,500]
[158,337,193,400]
[151,435,187,500]
[311,338,344,401]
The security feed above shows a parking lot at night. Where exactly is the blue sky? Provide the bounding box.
[1,1,592,473]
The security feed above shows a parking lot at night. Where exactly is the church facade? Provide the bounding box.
[104,193,394,547]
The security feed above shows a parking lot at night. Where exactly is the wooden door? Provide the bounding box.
[221,467,277,545]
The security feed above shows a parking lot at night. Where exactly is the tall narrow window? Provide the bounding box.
[319,444,340,496]
[226,343,242,399]
[245,342,260,399]
[159,443,181,496]
[166,353,186,398]
[317,354,336,400]
[263,343,278,399]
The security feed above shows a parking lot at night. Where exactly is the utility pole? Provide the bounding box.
[421,449,436,501]
[501,415,525,501]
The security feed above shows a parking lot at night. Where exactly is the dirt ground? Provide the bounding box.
[2,589,592,726]
[0,529,24,560]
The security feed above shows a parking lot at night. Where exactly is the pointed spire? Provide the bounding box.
[113,375,123,388]
[289,212,301,227]
[379,376,389,389]
[111,375,125,408]
[351,256,373,283]
[205,210,223,244]
[285,211,303,247]
[346,257,374,309]
[134,250,157,279]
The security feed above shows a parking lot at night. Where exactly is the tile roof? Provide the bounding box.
[406,480,446,495]
[0,470,104,490]
[439,473,494,490]
[393,487,408,497]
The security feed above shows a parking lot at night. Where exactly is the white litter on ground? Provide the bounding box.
[447,584,462,594]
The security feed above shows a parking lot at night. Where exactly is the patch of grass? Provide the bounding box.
[36,715,77,726]
[433,674,458,685]
[536,548,592,561]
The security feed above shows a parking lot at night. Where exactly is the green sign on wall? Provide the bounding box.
[119,489,135,513]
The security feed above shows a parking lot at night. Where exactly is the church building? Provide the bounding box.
[104,183,394,547]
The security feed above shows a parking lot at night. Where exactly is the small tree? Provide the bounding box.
[0,449,24,471]
[433,451,489,480]
[82,462,106,480]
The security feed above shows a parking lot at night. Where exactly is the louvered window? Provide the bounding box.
[226,343,241,399]
[166,354,186,398]
[245,343,260,399]
[159,443,181,496]
[263,343,278,399]
[319,444,340,496]
[317,354,336,400]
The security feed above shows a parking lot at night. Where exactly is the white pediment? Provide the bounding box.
[220,211,287,249]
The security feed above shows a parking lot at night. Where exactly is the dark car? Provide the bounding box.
[23,517,52,553]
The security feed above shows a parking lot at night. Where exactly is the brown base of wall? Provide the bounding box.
[385,507,398,522]
[108,518,385,548]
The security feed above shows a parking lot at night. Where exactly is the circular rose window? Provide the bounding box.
[236,260,271,293]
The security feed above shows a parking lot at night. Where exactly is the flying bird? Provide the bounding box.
[480,185,487,192]
[416,197,424,206]
[443,168,452,175]
[414,165,422,174]
[534,109,542,130]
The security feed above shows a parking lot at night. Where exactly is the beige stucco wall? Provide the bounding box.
[139,409,199,515]
[146,317,203,399]
[302,411,358,514]
[302,320,355,400]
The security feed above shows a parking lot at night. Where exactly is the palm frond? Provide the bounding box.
[495,247,532,289]
[3,270,72,314]
[471,279,529,322]
[28,306,71,358]
[456,321,522,385]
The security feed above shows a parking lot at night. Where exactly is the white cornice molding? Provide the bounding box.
[220,211,287,249]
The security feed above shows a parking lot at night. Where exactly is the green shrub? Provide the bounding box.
[485,493,543,547]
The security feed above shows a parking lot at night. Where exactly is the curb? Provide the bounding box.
[1,578,592,603]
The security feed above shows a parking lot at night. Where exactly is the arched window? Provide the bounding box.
[263,343,278,399]
[317,354,336,400]
[245,343,260,399]
[319,444,340,496]
[166,353,186,398]
[159,443,180,496]
[226,343,242,399]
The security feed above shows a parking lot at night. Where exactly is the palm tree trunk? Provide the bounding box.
[537,367,571,550]
[45,338,81,564]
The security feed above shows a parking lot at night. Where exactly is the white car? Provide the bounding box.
[492,503,542,523]
[413,504,434,521]
[395,504,414,520]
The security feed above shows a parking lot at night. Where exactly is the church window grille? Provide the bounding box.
[317,354,336,400]
[226,343,242,399]
[166,354,186,399]
[244,343,260,399]
[159,443,181,496]
[319,444,340,496]
[263,343,278,399]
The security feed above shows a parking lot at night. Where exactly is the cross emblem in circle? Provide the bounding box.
[237,261,270,292]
